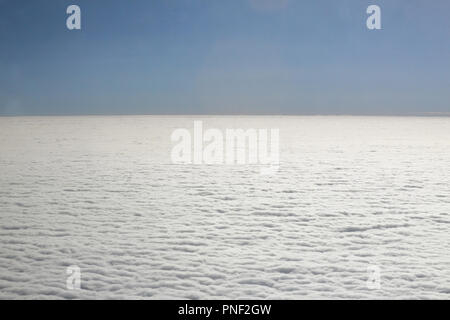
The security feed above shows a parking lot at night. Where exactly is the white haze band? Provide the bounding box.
[171,121,280,174]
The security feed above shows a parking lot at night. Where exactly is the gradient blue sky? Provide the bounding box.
[0,0,449,115]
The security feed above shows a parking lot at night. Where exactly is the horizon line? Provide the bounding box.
[1,113,450,118]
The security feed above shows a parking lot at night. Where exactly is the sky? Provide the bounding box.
[0,0,449,115]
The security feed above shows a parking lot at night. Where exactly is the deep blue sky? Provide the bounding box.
[1,0,449,115]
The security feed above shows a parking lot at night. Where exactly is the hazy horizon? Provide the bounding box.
[1,113,450,117]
